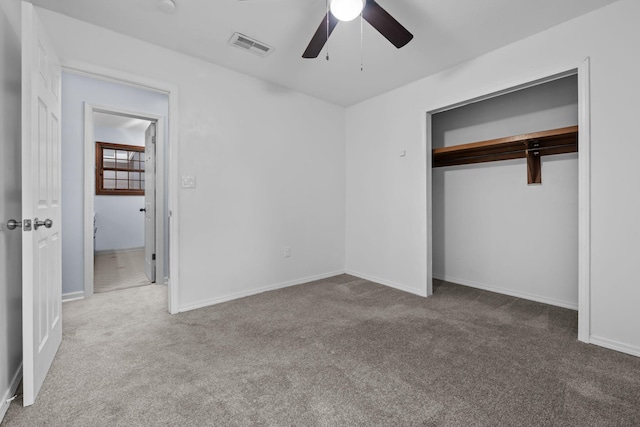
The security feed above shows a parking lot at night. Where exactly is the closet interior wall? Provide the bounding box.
[432,75,579,309]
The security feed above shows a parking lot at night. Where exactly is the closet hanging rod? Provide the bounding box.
[433,126,577,156]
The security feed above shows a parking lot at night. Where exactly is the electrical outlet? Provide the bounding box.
[283,247,291,258]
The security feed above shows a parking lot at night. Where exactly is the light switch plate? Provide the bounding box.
[181,175,196,188]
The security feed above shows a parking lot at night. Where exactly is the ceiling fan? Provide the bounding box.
[302,0,413,59]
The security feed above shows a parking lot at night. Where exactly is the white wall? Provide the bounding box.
[0,0,22,421]
[41,7,346,310]
[93,124,146,253]
[61,72,169,295]
[346,0,640,355]
[432,76,578,308]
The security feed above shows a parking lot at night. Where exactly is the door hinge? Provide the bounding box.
[152,254,156,260]
[152,136,156,144]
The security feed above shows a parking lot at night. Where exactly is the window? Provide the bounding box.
[96,142,145,195]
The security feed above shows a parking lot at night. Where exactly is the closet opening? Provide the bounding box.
[424,65,591,342]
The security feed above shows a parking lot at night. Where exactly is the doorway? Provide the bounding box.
[83,106,165,297]
[92,111,156,293]
[59,68,178,313]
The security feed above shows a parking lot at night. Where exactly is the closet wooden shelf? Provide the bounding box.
[432,125,578,184]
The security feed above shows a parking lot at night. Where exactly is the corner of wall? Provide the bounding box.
[0,363,22,423]
[62,291,85,302]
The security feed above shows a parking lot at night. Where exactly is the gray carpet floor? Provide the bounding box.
[3,275,640,426]
[94,250,151,293]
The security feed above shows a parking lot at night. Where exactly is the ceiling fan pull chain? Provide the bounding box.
[326,0,330,61]
[360,12,364,71]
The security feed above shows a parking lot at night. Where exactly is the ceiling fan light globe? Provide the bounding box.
[330,0,364,22]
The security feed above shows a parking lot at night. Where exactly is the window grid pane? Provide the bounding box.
[97,142,146,195]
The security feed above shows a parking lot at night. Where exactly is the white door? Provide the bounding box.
[144,123,156,283]
[21,3,62,406]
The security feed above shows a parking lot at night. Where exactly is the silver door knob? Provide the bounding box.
[7,219,31,231]
[7,219,21,230]
[34,218,53,230]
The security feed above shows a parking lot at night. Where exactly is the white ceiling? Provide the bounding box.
[30,0,618,106]
[94,112,152,133]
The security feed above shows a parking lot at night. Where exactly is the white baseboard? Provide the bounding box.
[0,363,22,423]
[94,247,144,256]
[590,335,640,358]
[433,274,578,310]
[62,291,85,302]
[345,270,427,297]
[178,270,347,313]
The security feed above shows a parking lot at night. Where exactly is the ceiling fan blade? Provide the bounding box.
[302,13,339,58]
[362,0,413,49]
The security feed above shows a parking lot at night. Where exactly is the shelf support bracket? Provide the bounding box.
[526,140,541,184]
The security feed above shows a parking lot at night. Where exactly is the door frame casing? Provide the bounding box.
[421,58,591,342]
[64,61,180,314]
[84,105,163,294]
[144,122,157,283]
